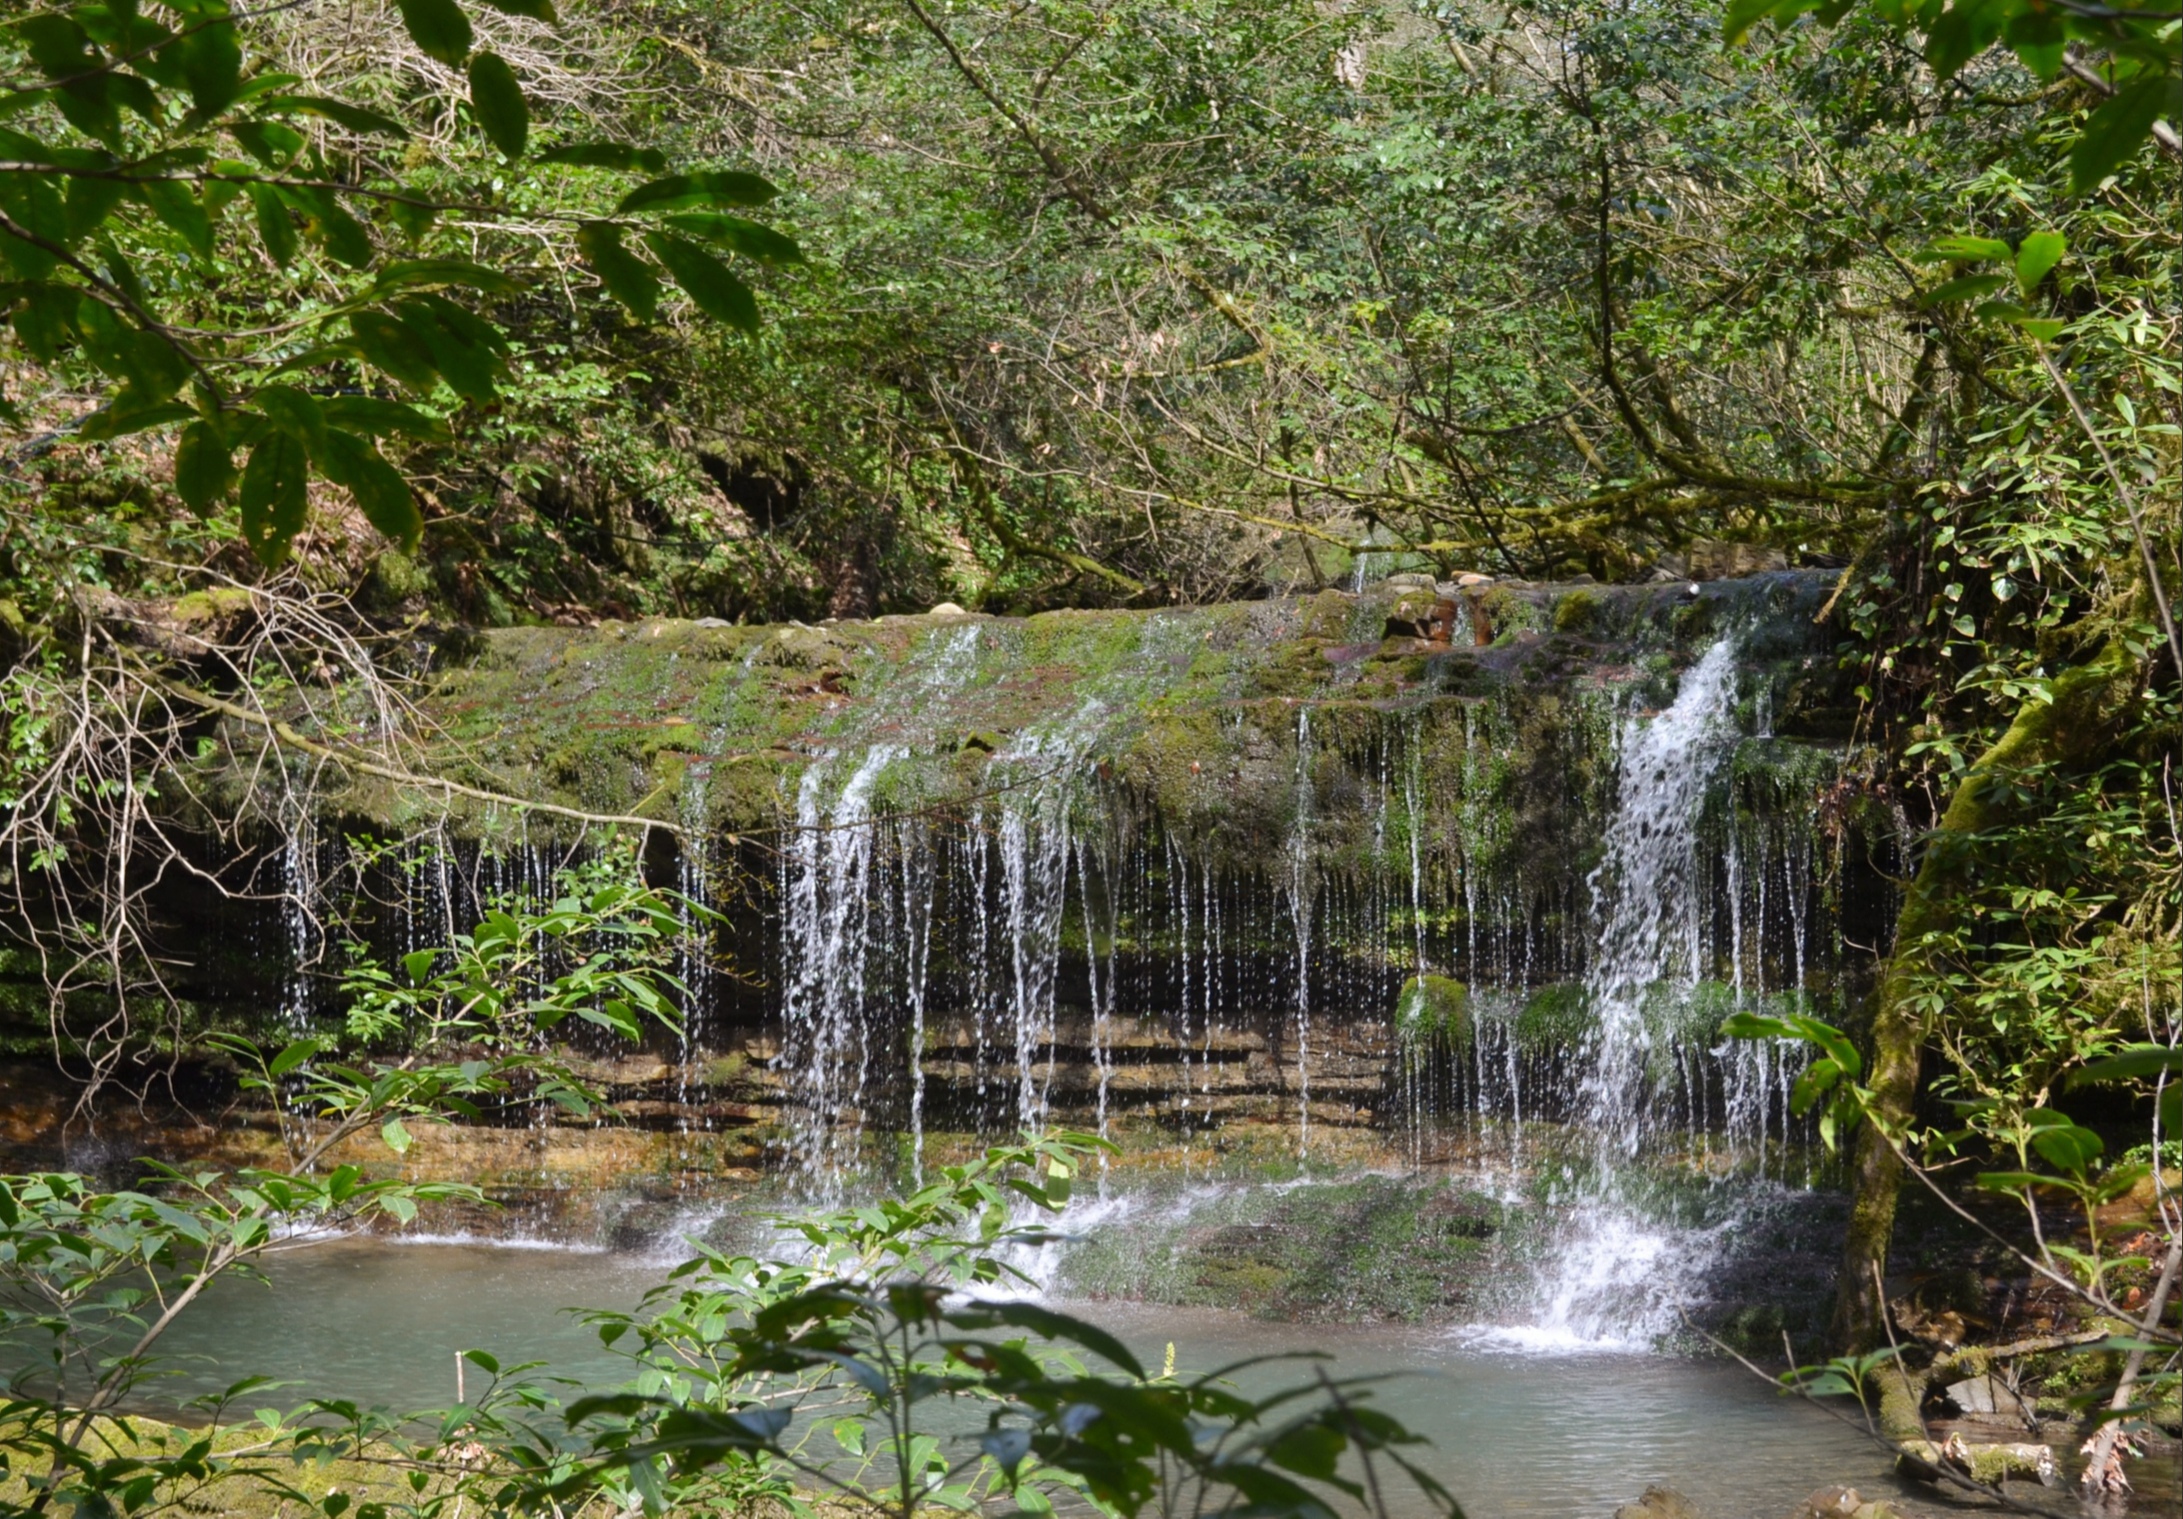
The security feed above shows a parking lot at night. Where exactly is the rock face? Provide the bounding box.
[4,571,1895,1202]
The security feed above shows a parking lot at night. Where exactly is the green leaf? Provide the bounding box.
[2014,231,2065,298]
[394,0,474,66]
[77,394,193,440]
[380,1117,413,1155]
[258,94,411,139]
[174,419,237,514]
[179,14,243,116]
[1722,0,1783,44]
[2028,1121,2102,1175]
[467,51,529,158]
[321,427,423,546]
[393,295,505,403]
[536,141,667,173]
[63,175,129,242]
[370,258,523,298]
[2071,77,2165,194]
[576,221,660,321]
[238,431,308,564]
[644,231,758,330]
[2015,317,2064,342]
[10,283,74,359]
[2074,1045,2183,1084]
[662,212,803,263]
[134,180,214,256]
[1923,235,2012,263]
[229,118,307,168]
[347,311,434,387]
[386,196,438,243]
[248,182,297,267]
[322,395,448,442]
[0,171,66,276]
[1922,0,2003,81]
[253,383,328,458]
[269,1038,322,1078]
[617,171,778,215]
[277,185,374,268]
[482,0,558,19]
[1919,273,2007,308]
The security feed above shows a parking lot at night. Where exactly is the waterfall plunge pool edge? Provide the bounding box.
[133,1235,1951,1519]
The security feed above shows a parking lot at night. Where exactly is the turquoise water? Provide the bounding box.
[124,1235,1964,1519]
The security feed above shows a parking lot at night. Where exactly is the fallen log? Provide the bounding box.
[1898,1433,2057,1487]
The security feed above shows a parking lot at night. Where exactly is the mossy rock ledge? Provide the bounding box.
[214,571,1851,858]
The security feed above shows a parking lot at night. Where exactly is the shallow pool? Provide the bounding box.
[91,1234,2015,1518]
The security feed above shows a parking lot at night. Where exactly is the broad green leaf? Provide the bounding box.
[1919,272,2007,307]
[248,182,297,267]
[2028,1121,2102,1175]
[322,395,449,442]
[2071,77,2165,194]
[2015,317,2064,342]
[229,118,306,168]
[239,431,308,564]
[277,185,374,268]
[537,141,667,173]
[63,175,129,241]
[0,172,66,277]
[370,258,523,297]
[617,170,778,215]
[258,94,411,139]
[1922,0,2002,81]
[645,231,758,330]
[269,1038,322,1078]
[1923,235,2012,263]
[1721,0,1784,43]
[16,14,96,82]
[321,427,423,545]
[394,0,473,66]
[381,1117,413,1155]
[2013,231,2065,297]
[467,51,529,158]
[393,296,504,403]
[576,221,660,321]
[2074,1045,2183,1084]
[179,14,243,115]
[10,284,74,359]
[77,395,193,440]
[253,383,328,458]
[386,195,439,243]
[136,180,213,256]
[662,212,803,263]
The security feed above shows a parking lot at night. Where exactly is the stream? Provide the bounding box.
[143,1235,1933,1519]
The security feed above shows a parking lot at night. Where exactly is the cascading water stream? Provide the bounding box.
[1504,638,1753,1350]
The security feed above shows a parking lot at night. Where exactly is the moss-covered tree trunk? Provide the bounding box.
[1831,638,2142,1350]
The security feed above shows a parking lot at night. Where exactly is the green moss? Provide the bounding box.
[1395,975,1470,1051]
[365,548,431,607]
[1553,588,1603,633]
[1515,984,1591,1056]
[1059,1175,1507,1323]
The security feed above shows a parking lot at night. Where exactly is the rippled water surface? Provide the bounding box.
[118,1237,2031,1519]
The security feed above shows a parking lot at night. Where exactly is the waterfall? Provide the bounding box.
[779,743,902,1187]
[1503,637,1760,1351]
[214,575,1868,1323]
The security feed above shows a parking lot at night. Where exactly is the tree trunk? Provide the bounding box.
[1831,639,2142,1350]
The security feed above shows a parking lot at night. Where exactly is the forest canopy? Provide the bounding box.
[2,0,2171,625]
